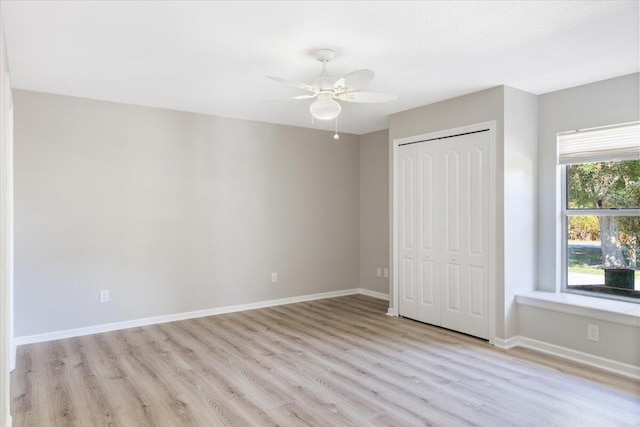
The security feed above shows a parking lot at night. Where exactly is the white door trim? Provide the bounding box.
[391,121,497,345]
[0,60,13,427]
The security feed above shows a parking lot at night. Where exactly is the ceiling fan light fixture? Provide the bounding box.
[309,96,341,121]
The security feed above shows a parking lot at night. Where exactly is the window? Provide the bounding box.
[560,122,640,302]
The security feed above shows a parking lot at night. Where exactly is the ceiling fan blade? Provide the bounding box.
[260,94,318,103]
[333,69,375,91]
[266,76,317,93]
[335,91,398,103]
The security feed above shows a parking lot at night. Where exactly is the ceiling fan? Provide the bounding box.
[266,49,397,124]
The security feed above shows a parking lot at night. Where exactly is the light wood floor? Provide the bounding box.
[11,295,640,426]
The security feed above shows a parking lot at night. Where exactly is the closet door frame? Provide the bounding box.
[391,121,497,345]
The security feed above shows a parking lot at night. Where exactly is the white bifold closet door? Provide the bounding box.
[398,130,490,340]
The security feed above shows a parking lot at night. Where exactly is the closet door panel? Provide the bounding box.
[398,145,418,320]
[440,132,490,339]
[416,143,440,324]
[469,266,485,317]
[445,263,461,312]
[469,146,485,256]
[419,260,436,305]
[465,136,490,338]
[442,145,464,323]
[467,144,489,323]
[444,150,461,254]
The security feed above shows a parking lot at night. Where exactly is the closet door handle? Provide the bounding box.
[451,257,456,262]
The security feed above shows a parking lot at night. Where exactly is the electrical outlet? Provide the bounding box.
[271,272,278,283]
[383,268,389,278]
[587,324,599,342]
[376,268,382,277]
[99,289,109,303]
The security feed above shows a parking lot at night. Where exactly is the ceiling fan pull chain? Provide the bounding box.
[334,116,340,140]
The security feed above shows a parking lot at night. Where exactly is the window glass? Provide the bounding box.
[567,160,640,209]
[567,215,639,298]
[565,172,640,300]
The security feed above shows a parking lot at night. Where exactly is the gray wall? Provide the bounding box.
[519,306,639,367]
[503,86,538,338]
[359,129,389,294]
[14,90,360,337]
[537,73,640,290]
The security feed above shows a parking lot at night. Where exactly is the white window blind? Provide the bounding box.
[557,121,640,165]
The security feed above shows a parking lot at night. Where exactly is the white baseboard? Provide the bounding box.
[493,336,519,349]
[494,335,639,380]
[15,288,390,346]
[386,307,396,316]
[358,288,390,300]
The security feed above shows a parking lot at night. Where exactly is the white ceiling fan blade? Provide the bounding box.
[266,76,317,93]
[260,94,317,103]
[335,91,398,103]
[333,69,374,91]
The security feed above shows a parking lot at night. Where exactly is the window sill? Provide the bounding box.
[516,291,640,327]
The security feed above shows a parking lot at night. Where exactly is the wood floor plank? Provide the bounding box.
[11,295,640,426]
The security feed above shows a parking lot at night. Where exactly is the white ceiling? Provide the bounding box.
[2,1,639,135]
